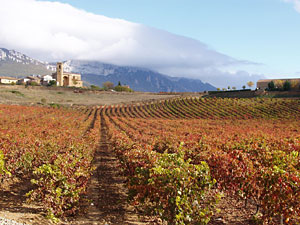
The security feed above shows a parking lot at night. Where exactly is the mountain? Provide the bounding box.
[63,60,216,92]
[0,48,54,76]
[0,48,216,92]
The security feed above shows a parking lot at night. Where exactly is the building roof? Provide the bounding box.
[0,76,19,80]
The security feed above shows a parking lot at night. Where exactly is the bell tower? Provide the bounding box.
[56,62,64,86]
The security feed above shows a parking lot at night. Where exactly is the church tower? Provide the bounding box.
[56,62,64,86]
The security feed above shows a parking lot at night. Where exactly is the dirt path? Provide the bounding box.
[72,112,148,225]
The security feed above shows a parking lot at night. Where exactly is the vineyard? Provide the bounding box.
[0,97,300,224]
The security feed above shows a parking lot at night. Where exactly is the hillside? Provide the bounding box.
[64,60,216,92]
[0,48,54,76]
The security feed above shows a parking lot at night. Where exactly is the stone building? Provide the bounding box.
[52,62,83,87]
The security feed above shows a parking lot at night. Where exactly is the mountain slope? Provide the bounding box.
[0,48,54,76]
[65,60,216,92]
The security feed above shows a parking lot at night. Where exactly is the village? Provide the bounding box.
[0,62,83,87]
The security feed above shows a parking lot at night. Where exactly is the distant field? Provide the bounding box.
[0,85,185,106]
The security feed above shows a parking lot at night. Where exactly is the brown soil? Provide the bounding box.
[0,177,50,224]
[209,194,258,225]
[69,112,151,225]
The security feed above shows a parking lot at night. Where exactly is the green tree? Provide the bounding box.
[268,81,275,91]
[232,86,236,90]
[227,86,231,90]
[114,85,133,92]
[242,85,246,89]
[48,80,57,86]
[283,80,291,91]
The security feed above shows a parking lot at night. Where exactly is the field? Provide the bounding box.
[0,97,300,224]
[0,85,180,106]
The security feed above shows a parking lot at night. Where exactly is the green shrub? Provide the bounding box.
[0,150,10,176]
[90,85,100,90]
[29,81,39,86]
[48,80,57,86]
[114,85,133,92]
[9,90,25,97]
[49,103,61,108]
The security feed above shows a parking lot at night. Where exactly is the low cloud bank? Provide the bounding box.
[0,0,264,87]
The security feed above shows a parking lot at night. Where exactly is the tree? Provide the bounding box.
[118,81,121,86]
[283,80,291,91]
[227,86,231,90]
[102,81,114,90]
[222,88,226,91]
[247,81,254,88]
[48,80,57,86]
[114,85,133,92]
[268,81,275,91]
[217,88,221,91]
[242,85,246,90]
[274,80,284,90]
[90,85,100,90]
[232,87,236,90]
[290,80,299,90]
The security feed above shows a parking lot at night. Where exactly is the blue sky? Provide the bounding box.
[41,0,300,78]
[1,0,299,87]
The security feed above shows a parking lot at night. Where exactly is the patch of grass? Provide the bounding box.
[57,91,64,95]
[9,90,25,97]
[49,103,61,108]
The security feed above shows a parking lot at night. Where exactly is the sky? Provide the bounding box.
[0,0,299,88]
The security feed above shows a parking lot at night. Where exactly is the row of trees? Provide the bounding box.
[267,80,299,91]
[217,81,254,91]
[91,81,133,92]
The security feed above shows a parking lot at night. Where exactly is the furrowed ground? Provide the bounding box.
[0,97,299,224]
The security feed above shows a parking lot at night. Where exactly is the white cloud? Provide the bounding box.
[284,0,300,13]
[0,0,263,87]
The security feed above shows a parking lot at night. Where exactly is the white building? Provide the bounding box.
[0,76,19,84]
[41,75,56,85]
